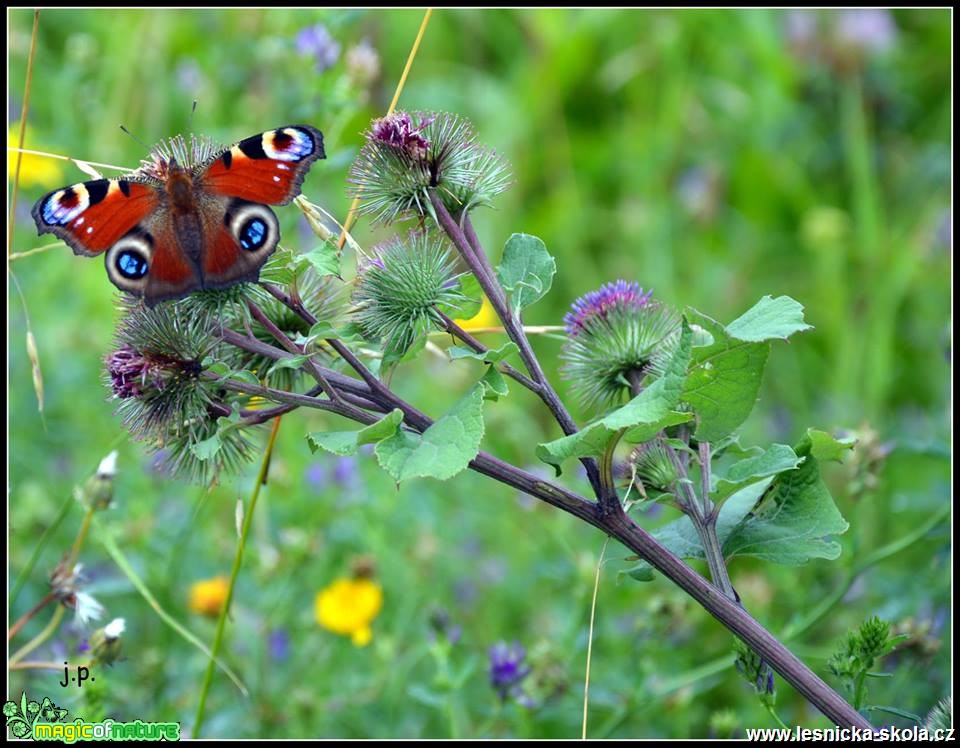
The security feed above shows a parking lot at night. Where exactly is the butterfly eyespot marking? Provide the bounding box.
[105,230,154,290]
[261,127,316,162]
[225,201,278,253]
[116,249,149,279]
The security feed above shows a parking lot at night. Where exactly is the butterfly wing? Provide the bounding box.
[32,178,159,256]
[194,125,324,290]
[201,125,325,205]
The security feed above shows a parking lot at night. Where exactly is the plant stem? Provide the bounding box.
[430,193,605,498]
[227,293,872,729]
[193,416,282,737]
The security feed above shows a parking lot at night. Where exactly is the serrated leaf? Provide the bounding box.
[307,409,404,456]
[495,233,556,312]
[806,428,857,462]
[259,246,305,285]
[627,431,849,576]
[725,295,813,342]
[536,321,692,474]
[375,386,485,482]
[722,432,849,563]
[681,308,770,443]
[448,341,519,365]
[302,241,341,278]
[712,443,802,502]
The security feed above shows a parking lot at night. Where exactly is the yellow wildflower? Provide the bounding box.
[188,576,230,617]
[8,127,65,188]
[454,296,498,332]
[315,577,383,647]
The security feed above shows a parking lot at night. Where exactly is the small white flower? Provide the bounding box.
[104,618,126,640]
[97,450,119,478]
[73,591,105,626]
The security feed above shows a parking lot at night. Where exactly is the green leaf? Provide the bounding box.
[375,386,485,482]
[712,443,802,501]
[259,246,304,285]
[627,432,849,576]
[495,233,556,313]
[537,321,692,474]
[190,433,222,462]
[621,563,656,583]
[230,370,262,386]
[302,241,341,278]
[722,431,849,563]
[267,354,310,375]
[681,309,770,443]
[307,409,404,456]
[479,367,509,401]
[294,320,338,346]
[623,411,694,443]
[440,274,482,320]
[725,295,813,342]
[448,341,519,365]
[806,428,857,462]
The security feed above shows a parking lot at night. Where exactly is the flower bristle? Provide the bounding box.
[350,231,465,358]
[561,282,681,411]
[347,111,511,225]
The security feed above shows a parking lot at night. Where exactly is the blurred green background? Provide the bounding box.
[8,8,951,739]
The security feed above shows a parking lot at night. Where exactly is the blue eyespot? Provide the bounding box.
[239,218,267,251]
[116,250,149,279]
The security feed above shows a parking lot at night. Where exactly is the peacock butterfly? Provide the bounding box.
[31,125,325,306]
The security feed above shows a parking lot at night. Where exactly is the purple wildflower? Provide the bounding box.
[489,641,531,702]
[105,346,161,399]
[564,281,653,336]
[267,628,290,661]
[370,112,434,159]
[834,9,897,54]
[305,462,327,491]
[332,456,358,487]
[295,23,341,73]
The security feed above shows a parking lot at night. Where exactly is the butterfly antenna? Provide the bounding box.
[188,100,198,132]
[119,124,151,152]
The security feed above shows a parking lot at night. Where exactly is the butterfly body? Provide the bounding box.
[32,125,325,306]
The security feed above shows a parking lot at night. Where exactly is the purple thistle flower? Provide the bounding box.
[295,23,341,73]
[105,346,162,399]
[370,112,434,159]
[267,628,290,661]
[564,280,654,336]
[489,641,531,702]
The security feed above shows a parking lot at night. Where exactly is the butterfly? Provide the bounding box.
[31,125,325,306]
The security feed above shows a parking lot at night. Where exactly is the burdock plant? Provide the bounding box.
[55,108,898,733]
[561,281,681,409]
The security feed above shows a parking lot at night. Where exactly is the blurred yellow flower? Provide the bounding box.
[454,296,498,332]
[315,577,383,647]
[8,127,65,188]
[188,576,230,617]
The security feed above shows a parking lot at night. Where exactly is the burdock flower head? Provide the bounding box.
[104,298,254,483]
[561,281,681,410]
[351,231,466,359]
[348,111,510,225]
